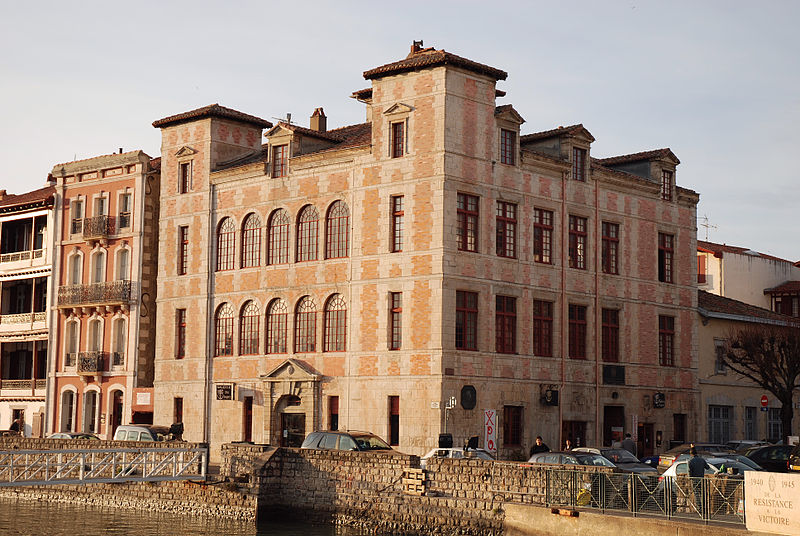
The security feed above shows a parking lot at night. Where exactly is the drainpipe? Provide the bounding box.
[559,169,567,448]
[593,165,601,447]
[204,186,216,444]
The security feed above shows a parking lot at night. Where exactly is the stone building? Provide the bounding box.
[0,186,54,436]
[151,43,699,458]
[47,151,160,438]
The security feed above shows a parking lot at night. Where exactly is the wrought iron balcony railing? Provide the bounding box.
[58,280,135,307]
[0,312,46,325]
[77,351,107,375]
[82,215,115,240]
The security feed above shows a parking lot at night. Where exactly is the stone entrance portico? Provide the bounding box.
[261,359,321,446]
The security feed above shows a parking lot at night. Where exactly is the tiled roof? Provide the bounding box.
[364,48,507,81]
[596,148,679,166]
[698,290,791,323]
[764,281,800,294]
[270,122,345,142]
[520,124,587,143]
[326,122,372,150]
[697,240,792,264]
[152,104,273,129]
[53,150,141,168]
[149,157,161,171]
[0,185,55,211]
[351,88,372,100]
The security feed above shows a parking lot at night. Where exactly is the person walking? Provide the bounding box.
[688,446,710,518]
[621,433,637,456]
[529,436,550,457]
[563,439,573,451]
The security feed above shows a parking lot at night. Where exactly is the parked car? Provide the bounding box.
[726,440,771,453]
[112,425,176,442]
[300,430,392,452]
[420,447,494,469]
[48,432,99,440]
[675,452,763,471]
[572,447,657,474]
[788,443,800,473]
[657,443,732,472]
[662,456,761,480]
[745,444,795,473]
[527,451,617,468]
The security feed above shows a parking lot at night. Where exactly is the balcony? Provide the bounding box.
[82,215,115,240]
[0,379,46,390]
[0,249,44,264]
[77,351,108,375]
[58,280,135,307]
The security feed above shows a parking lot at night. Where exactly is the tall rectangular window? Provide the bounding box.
[388,396,400,446]
[456,291,478,351]
[601,308,619,362]
[178,226,189,275]
[708,405,732,444]
[568,216,587,270]
[391,122,404,158]
[329,396,339,431]
[71,200,83,235]
[661,170,673,201]
[457,193,478,252]
[714,339,727,374]
[496,201,517,258]
[601,222,619,274]
[173,397,183,425]
[569,304,587,359]
[659,315,675,366]
[175,309,187,359]
[572,147,587,181]
[503,405,523,447]
[118,193,132,229]
[532,300,553,357]
[391,196,404,252]
[533,208,553,264]
[272,145,288,178]
[697,254,707,284]
[179,162,191,194]
[658,233,674,283]
[768,408,782,443]
[389,292,402,350]
[500,129,515,165]
[744,406,757,440]
[495,296,516,354]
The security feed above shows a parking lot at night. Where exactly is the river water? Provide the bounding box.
[0,498,381,536]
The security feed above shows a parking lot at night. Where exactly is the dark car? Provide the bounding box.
[747,444,796,473]
[300,430,392,452]
[572,447,657,474]
[788,444,800,473]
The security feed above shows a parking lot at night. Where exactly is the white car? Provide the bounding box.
[420,447,494,469]
[661,456,760,480]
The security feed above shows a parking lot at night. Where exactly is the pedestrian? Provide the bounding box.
[622,433,637,456]
[9,418,20,434]
[529,435,550,456]
[688,446,710,517]
[564,438,573,451]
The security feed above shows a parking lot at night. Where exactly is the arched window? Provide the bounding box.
[60,390,76,432]
[323,294,347,352]
[241,213,261,268]
[83,390,99,434]
[266,299,288,354]
[65,319,79,368]
[239,301,260,355]
[90,250,106,283]
[116,248,130,280]
[294,296,317,353]
[216,217,235,271]
[88,318,103,352]
[69,253,83,285]
[325,201,350,259]
[214,303,235,356]
[296,206,319,262]
[267,209,290,265]
[112,316,126,366]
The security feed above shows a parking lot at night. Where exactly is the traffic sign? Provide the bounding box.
[761,395,768,407]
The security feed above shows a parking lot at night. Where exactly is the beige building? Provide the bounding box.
[0,186,54,437]
[47,151,160,438]
[151,43,699,458]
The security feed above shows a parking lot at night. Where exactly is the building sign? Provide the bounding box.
[745,472,800,535]
[484,409,497,454]
[135,391,151,406]
[216,383,234,400]
[653,392,665,408]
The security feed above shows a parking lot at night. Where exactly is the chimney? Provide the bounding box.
[0,190,6,200]
[310,107,327,132]
[119,148,123,154]
[410,40,424,56]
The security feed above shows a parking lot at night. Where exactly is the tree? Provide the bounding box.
[724,323,800,443]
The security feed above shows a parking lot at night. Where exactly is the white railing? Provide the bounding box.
[0,312,46,325]
[0,249,44,264]
[0,446,207,486]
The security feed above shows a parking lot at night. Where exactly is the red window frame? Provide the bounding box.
[572,147,587,182]
[267,209,289,265]
[500,129,515,165]
[658,232,674,283]
[495,295,517,354]
[496,201,517,258]
[455,291,478,351]
[568,216,587,270]
[601,222,619,275]
[179,162,190,194]
[389,292,402,350]
[323,294,347,352]
[533,208,553,264]
[175,308,186,359]
[294,297,317,353]
[328,396,339,431]
[568,304,587,359]
[391,196,404,252]
[272,145,288,178]
[297,206,319,262]
[177,226,189,275]
[661,170,673,201]
[216,218,235,271]
[241,213,261,268]
[391,122,404,158]
[266,299,288,354]
[697,254,707,284]
[325,201,350,259]
[659,315,675,366]
[214,303,234,357]
[388,396,400,446]
[503,405,523,447]
[239,301,260,355]
[532,300,553,357]
[457,193,479,252]
[601,308,619,363]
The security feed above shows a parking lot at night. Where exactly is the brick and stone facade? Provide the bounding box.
[151,43,699,459]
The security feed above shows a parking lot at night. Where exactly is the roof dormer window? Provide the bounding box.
[272,144,288,178]
[661,170,673,201]
[500,129,516,165]
[573,147,587,182]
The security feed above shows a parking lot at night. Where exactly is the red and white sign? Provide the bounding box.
[484,409,497,454]
[761,395,769,407]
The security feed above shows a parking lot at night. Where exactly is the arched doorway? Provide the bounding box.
[276,394,305,447]
[110,390,123,439]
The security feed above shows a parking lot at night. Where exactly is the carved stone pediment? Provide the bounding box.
[261,358,320,383]
[383,102,415,116]
[174,146,198,158]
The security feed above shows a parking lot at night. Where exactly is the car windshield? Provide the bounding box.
[575,454,616,467]
[352,434,391,450]
[708,459,755,473]
[601,449,639,464]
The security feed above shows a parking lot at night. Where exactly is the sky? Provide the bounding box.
[1,0,797,261]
